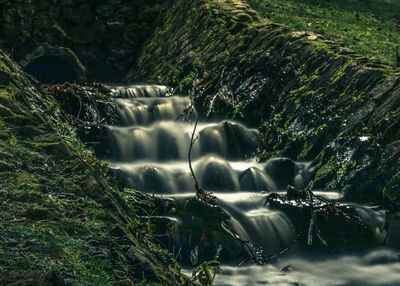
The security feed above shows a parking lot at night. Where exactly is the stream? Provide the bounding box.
[101,84,400,285]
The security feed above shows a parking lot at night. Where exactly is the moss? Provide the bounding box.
[0,49,184,284]
[297,141,313,160]
[314,156,337,188]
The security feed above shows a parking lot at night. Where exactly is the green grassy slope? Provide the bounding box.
[248,0,400,67]
[0,51,182,285]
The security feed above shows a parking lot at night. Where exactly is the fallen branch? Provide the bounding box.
[188,116,200,189]
[188,116,217,205]
[220,220,299,266]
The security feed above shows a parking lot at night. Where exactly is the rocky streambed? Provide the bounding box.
[68,83,400,285]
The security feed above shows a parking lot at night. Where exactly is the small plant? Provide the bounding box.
[233,102,244,118]
[179,71,197,92]
[315,123,327,135]
[192,260,220,286]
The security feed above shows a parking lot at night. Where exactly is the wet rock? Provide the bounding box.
[280,264,294,272]
[201,159,238,191]
[77,124,113,156]
[199,125,227,156]
[223,121,259,158]
[264,158,296,188]
[239,167,271,191]
[386,212,400,250]
[142,167,173,193]
[286,185,307,200]
[142,194,244,265]
[266,192,377,251]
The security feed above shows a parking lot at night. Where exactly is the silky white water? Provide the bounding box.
[103,84,400,285]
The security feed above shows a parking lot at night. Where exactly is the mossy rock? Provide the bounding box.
[21,45,87,83]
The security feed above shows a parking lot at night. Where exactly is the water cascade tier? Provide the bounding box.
[102,85,313,255]
[101,85,400,285]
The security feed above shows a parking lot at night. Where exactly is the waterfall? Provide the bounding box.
[102,84,312,251]
[101,84,399,285]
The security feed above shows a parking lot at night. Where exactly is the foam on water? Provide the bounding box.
[212,249,400,286]
[103,85,398,285]
[113,96,194,125]
[106,84,170,98]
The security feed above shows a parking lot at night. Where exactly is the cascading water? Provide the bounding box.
[101,84,400,285]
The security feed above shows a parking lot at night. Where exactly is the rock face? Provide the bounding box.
[130,0,400,204]
[0,0,168,82]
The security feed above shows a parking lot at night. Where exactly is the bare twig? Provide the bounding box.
[188,115,200,189]
[188,116,217,204]
[176,102,196,122]
[221,220,300,266]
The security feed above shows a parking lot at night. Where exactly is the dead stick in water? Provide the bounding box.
[188,116,217,204]
[188,115,200,190]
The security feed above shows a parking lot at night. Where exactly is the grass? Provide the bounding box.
[0,132,132,285]
[0,51,184,285]
[247,0,400,66]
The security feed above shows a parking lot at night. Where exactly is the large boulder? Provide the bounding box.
[21,45,86,83]
[266,191,380,252]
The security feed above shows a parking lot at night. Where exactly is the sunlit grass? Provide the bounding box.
[248,0,400,66]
